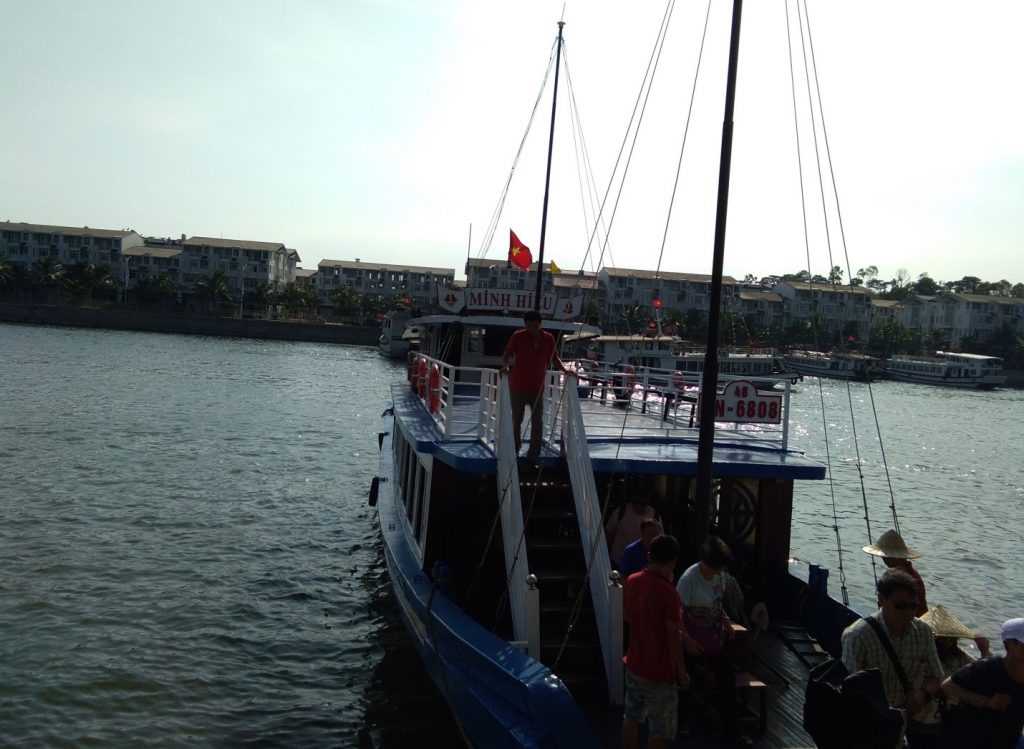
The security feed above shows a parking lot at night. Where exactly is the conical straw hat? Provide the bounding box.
[862,529,922,559]
[921,604,975,639]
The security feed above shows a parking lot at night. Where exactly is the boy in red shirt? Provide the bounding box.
[500,310,570,461]
[622,534,690,749]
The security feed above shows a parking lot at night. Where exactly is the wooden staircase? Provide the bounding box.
[519,463,607,703]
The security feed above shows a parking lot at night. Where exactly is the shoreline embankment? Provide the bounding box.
[0,302,379,347]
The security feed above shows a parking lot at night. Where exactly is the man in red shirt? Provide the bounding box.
[500,310,570,461]
[622,534,690,749]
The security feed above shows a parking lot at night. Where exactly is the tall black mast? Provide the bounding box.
[534,21,565,311]
[694,0,743,549]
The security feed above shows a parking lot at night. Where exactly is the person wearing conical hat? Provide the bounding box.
[921,604,992,678]
[911,605,994,737]
[863,529,928,617]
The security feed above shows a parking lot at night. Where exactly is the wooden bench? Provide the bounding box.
[735,671,768,736]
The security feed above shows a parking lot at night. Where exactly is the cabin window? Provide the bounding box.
[412,464,428,539]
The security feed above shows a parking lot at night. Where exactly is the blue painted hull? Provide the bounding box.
[377,419,597,748]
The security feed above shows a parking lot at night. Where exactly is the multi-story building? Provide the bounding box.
[772,281,873,342]
[598,267,738,330]
[317,259,455,309]
[897,292,1024,347]
[734,289,785,334]
[178,236,299,298]
[1,221,145,270]
[464,258,557,294]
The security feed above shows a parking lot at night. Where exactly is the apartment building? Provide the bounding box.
[464,258,557,294]
[1,221,144,270]
[772,281,873,339]
[598,267,738,326]
[897,292,1024,347]
[178,236,298,297]
[318,259,455,309]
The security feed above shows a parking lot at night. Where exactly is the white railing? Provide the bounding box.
[561,379,623,705]
[570,359,795,448]
[495,373,538,659]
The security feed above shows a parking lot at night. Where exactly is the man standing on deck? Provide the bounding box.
[622,534,690,749]
[500,309,571,462]
[841,568,943,747]
[863,529,929,617]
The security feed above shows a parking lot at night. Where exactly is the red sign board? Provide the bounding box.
[713,380,782,424]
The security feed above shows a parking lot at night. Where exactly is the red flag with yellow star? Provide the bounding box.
[508,229,533,270]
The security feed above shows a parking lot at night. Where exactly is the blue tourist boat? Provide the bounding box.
[369,7,876,747]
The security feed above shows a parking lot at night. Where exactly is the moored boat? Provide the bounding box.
[374,307,831,745]
[378,309,414,359]
[570,334,796,390]
[882,351,1006,389]
[784,349,878,382]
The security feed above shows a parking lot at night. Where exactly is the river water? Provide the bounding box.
[1,323,1021,746]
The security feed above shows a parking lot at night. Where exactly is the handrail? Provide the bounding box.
[561,378,623,704]
[494,373,538,659]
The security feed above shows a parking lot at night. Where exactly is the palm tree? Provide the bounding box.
[0,255,15,293]
[618,303,646,334]
[30,256,65,301]
[135,273,178,307]
[330,284,363,316]
[245,281,275,316]
[277,282,317,315]
[194,270,231,314]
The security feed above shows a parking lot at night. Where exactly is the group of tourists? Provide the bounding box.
[842,529,1024,748]
[615,528,747,749]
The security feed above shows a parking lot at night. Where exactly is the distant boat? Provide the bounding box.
[378,309,414,359]
[883,350,1006,389]
[784,349,878,382]
[570,334,796,389]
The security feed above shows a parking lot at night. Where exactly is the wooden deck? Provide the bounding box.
[585,627,822,748]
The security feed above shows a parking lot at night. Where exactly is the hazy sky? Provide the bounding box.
[3,1,1022,286]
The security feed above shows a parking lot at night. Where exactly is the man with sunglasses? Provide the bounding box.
[841,569,944,746]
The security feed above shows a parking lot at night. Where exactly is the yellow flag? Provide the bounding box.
[549,259,561,274]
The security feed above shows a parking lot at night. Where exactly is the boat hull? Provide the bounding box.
[376,418,596,749]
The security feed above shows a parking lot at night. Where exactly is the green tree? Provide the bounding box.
[329,284,363,316]
[913,273,939,296]
[194,270,232,313]
[278,281,317,314]
[30,256,65,301]
[135,273,178,306]
[827,265,844,284]
[617,303,646,333]
[0,255,14,291]
[245,281,276,314]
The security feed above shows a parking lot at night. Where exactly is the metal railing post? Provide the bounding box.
[607,571,624,705]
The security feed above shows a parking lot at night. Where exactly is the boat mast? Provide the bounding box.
[534,21,565,311]
[694,0,744,548]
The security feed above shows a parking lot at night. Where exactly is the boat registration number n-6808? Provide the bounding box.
[712,380,782,424]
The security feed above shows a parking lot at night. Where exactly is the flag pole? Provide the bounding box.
[534,21,565,311]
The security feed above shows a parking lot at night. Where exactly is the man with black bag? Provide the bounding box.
[840,569,944,747]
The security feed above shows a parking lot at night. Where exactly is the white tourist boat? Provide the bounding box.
[883,351,1006,388]
[378,309,413,359]
[572,334,796,389]
[784,349,879,382]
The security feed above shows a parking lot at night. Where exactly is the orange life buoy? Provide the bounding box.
[428,364,442,413]
[416,357,428,398]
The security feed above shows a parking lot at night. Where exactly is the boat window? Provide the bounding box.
[413,464,428,541]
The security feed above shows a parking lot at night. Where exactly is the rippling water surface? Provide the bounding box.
[1,323,1021,746]
[0,324,462,747]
